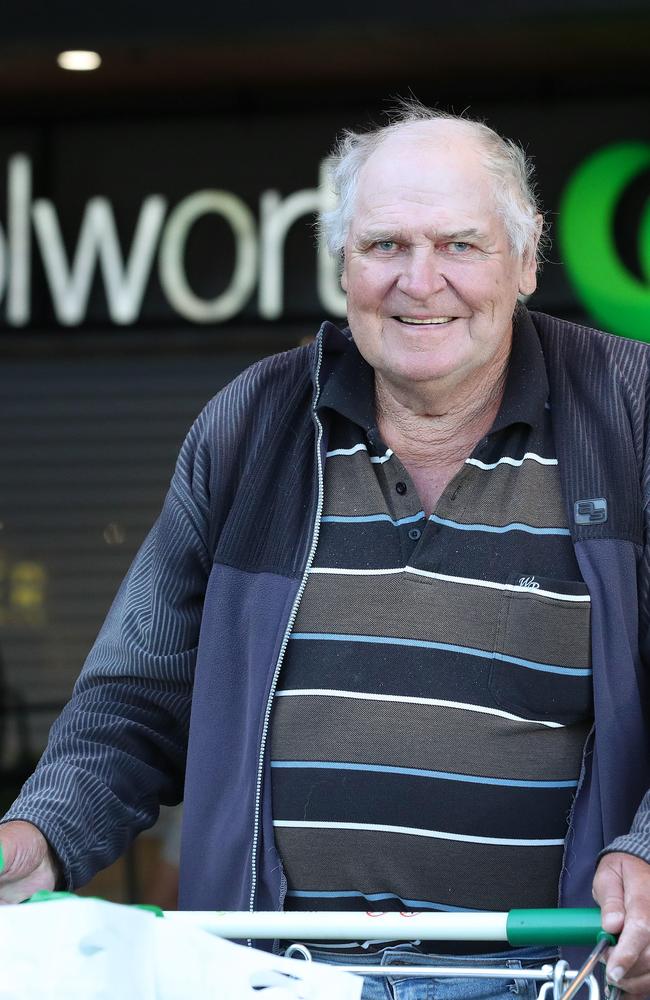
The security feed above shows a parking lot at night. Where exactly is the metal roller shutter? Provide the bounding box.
[0,349,266,771]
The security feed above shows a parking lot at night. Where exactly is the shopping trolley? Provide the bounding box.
[17,894,620,998]
[162,907,619,999]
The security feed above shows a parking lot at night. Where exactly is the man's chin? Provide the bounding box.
[378,356,469,388]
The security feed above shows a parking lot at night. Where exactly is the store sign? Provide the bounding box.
[559,142,650,343]
[2,131,649,335]
[0,155,346,327]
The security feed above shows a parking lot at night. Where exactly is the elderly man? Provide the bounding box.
[1,102,650,998]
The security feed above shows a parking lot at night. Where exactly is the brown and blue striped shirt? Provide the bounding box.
[270,318,593,930]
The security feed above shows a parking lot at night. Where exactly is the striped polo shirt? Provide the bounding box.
[270,315,593,929]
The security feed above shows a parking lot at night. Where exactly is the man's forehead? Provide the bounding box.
[351,132,495,231]
[356,129,488,202]
[365,120,483,168]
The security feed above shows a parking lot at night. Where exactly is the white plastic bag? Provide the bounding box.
[153,915,362,999]
[0,897,362,1000]
[0,898,157,998]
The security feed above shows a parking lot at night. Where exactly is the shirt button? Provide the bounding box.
[408,527,421,541]
[395,481,407,495]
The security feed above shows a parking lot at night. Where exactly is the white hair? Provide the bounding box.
[319,99,545,265]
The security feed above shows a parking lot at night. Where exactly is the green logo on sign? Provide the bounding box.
[558,142,650,342]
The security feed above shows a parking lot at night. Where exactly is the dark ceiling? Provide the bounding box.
[1,2,649,117]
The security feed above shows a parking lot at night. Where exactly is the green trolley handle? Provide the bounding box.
[507,908,616,947]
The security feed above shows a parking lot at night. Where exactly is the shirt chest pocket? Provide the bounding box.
[489,574,593,726]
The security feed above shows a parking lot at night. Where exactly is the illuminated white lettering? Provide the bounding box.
[7,154,31,325]
[158,190,256,322]
[258,161,346,319]
[32,195,167,325]
[0,220,6,306]
[0,154,345,327]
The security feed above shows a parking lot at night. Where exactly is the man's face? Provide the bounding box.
[341,126,538,396]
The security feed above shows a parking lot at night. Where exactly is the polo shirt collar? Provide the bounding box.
[490,305,549,434]
[317,332,378,438]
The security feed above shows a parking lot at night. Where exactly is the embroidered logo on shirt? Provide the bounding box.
[518,576,540,589]
[574,498,608,525]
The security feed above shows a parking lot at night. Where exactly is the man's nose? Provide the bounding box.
[396,249,447,299]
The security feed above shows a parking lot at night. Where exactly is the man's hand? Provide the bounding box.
[0,820,60,903]
[593,852,650,999]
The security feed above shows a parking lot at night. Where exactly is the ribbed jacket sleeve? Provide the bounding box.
[535,311,650,867]
[609,359,650,863]
[1,400,215,887]
[604,812,650,865]
[605,333,650,864]
[1,340,316,889]
[603,432,650,864]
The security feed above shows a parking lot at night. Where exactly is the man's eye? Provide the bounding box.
[375,240,397,252]
[447,241,471,253]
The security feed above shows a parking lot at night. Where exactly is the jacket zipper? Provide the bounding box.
[248,333,327,931]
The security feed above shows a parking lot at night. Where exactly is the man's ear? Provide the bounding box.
[519,262,537,297]
[519,214,543,296]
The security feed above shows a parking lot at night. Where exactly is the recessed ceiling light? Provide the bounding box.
[57,51,102,72]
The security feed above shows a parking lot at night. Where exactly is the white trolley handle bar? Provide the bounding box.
[164,910,510,941]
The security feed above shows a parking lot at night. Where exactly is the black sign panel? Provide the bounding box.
[0,99,648,335]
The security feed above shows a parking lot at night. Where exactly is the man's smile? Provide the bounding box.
[394,316,455,326]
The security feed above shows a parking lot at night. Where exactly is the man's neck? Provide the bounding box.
[374,359,508,471]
